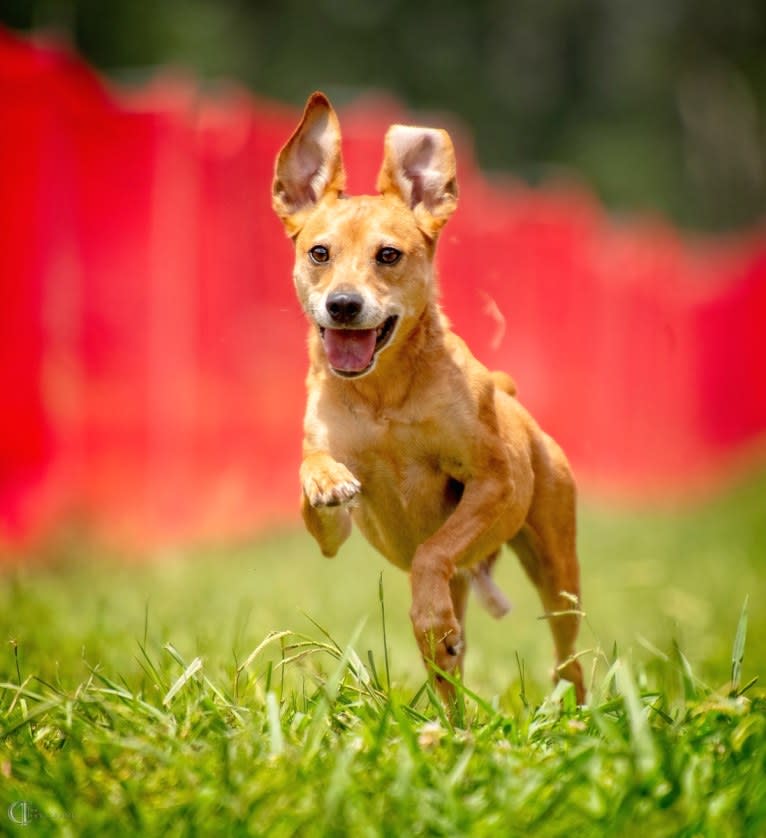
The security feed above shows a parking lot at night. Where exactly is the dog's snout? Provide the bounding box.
[326,292,364,325]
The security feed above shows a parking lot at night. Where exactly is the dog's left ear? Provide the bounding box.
[272,92,346,237]
[377,124,458,238]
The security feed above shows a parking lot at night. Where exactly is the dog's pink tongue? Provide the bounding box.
[323,328,377,373]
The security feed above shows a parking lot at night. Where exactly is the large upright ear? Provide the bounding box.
[376,124,458,238]
[272,92,346,236]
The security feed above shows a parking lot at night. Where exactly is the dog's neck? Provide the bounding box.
[311,300,448,410]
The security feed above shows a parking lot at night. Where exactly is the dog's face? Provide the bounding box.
[272,93,458,379]
[292,194,432,377]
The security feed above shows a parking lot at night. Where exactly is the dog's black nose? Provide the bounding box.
[326,292,364,324]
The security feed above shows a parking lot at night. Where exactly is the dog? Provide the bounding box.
[272,92,585,704]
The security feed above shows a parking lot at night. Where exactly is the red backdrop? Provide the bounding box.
[1,28,765,549]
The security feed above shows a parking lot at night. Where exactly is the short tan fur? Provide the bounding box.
[272,92,585,704]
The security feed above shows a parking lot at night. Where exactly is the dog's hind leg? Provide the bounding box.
[511,525,584,703]
[510,445,585,703]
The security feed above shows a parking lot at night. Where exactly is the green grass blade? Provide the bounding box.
[379,571,391,692]
[266,690,284,756]
[614,658,657,778]
[162,656,203,706]
[731,595,749,693]
[235,629,294,697]
[303,621,365,760]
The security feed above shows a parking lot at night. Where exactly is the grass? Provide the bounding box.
[1,470,766,835]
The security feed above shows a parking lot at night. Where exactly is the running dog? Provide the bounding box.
[272,92,585,703]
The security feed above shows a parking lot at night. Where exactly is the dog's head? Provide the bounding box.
[272,92,458,379]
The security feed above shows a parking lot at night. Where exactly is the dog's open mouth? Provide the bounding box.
[320,315,398,377]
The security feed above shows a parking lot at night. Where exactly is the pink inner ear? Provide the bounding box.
[276,103,343,216]
[404,162,427,207]
[404,135,435,163]
[402,134,435,207]
[290,140,324,203]
[387,127,453,214]
[409,177,423,206]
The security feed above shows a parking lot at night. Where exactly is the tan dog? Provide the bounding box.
[272,92,584,704]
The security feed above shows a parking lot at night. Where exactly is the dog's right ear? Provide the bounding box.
[272,92,346,237]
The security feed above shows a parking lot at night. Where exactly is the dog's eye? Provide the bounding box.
[376,247,402,266]
[309,245,330,264]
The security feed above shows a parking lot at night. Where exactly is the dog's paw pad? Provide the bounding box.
[314,480,360,508]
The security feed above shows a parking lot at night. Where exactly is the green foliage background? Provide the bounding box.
[4,0,766,231]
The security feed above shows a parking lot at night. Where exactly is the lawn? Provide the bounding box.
[1,471,765,835]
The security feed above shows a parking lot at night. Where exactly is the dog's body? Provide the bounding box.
[273,93,584,703]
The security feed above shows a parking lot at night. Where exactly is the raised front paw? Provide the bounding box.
[301,458,361,509]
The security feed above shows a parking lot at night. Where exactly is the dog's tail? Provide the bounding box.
[471,554,511,618]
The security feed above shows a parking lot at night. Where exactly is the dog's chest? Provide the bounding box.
[330,407,463,568]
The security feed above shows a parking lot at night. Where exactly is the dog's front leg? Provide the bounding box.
[300,451,360,557]
[410,471,511,685]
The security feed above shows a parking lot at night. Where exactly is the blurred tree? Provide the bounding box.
[3,0,765,231]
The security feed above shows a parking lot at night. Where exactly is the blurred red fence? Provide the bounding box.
[1,28,765,549]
